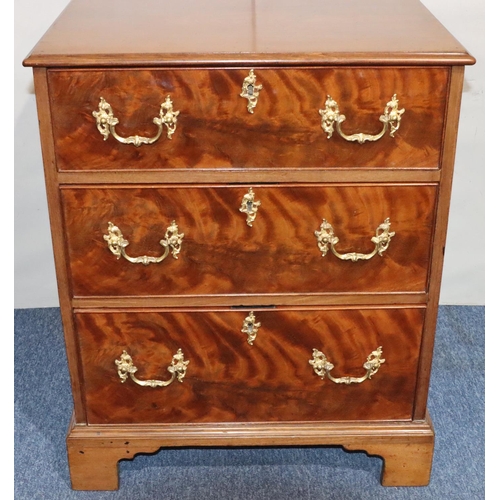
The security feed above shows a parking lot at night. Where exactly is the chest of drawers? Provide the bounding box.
[23,0,475,490]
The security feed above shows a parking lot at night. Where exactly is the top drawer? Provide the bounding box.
[47,67,449,171]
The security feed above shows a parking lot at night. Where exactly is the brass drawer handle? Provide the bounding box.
[315,218,395,261]
[104,221,184,265]
[240,69,262,114]
[115,349,189,387]
[93,96,179,147]
[319,94,404,143]
[239,187,261,227]
[241,311,261,345]
[309,347,385,385]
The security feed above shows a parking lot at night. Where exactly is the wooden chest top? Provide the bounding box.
[23,0,475,67]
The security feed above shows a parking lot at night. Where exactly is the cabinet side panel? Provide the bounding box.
[413,66,464,420]
[32,67,87,422]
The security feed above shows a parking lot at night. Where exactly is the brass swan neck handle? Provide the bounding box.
[309,347,385,385]
[104,221,184,265]
[315,218,395,261]
[115,349,189,388]
[93,96,179,147]
[319,94,405,143]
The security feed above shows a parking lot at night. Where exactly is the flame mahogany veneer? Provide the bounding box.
[24,0,475,491]
[77,307,425,424]
[48,67,448,171]
[61,184,437,297]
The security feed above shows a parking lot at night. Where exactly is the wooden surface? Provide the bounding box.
[48,67,449,170]
[26,0,474,489]
[413,66,466,420]
[72,293,428,309]
[66,411,434,489]
[23,0,475,67]
[75,306,425,424]
[61,184,437,297]
[32,69,87,422]
[56,168,442,185]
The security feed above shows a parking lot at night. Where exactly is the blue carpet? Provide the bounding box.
[14,306,484,499]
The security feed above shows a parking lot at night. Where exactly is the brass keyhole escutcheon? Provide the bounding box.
[240,70,262,113]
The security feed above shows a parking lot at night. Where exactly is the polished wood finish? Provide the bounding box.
[345,439,434,486]
[66,412,434,490]
[61,184,437,297]
[26,0,473,490]
[413,66,466,420]
[48,67,449,170]
[76,306,424,424]
[23,0,474,68]
[72,292,428,309]
[57,168,442,185]
[32,68,86,422]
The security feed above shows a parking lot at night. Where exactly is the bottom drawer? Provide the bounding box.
[76,307,425,424]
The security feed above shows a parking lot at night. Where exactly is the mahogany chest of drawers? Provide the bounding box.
[24,0,475,490]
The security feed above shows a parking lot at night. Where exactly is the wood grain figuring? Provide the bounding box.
[75,307,425,424]
[48,67,449,170]
[60,184,437,297]
[22,0,475,68]
[25,0,475,489]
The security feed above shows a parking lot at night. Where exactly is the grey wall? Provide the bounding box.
[14,0,485,308]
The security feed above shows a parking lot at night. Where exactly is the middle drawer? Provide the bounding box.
[61,183,437,298]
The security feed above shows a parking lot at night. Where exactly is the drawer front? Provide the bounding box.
[48,67,448,171]
[61,184,437,297]
[77,307,424,424]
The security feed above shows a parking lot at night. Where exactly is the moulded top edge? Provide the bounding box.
[23,52,476,68]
